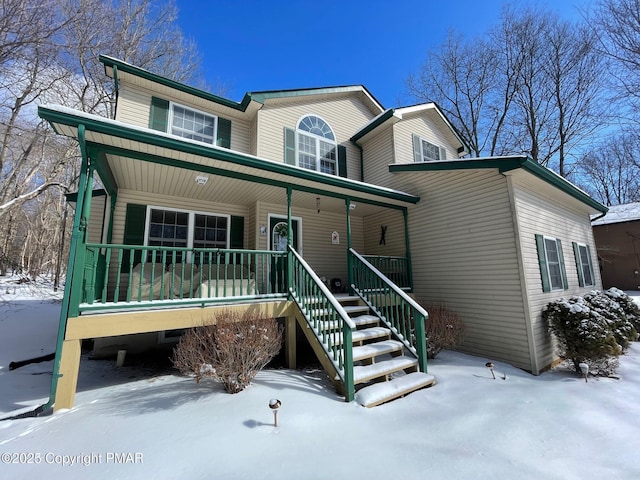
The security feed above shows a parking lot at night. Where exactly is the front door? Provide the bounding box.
[269,215,301,292]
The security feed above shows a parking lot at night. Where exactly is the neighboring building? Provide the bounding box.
[36,56,607,411]
[592,202,640,290]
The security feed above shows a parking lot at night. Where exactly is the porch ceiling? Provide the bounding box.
[39,105,419,216]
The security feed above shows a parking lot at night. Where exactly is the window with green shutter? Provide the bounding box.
[284,115,344,176]
[535,234,569,292]
[573,242,595,287]
[149,97,231,148]
[122,203,147,270]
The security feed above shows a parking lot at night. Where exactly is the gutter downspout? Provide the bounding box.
[10,125,91,418]
[590,211,607,223]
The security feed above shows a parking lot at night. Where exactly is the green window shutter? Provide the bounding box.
[122,204,147,270]
[216,117,232,148]
[337,145,347,178]
[149,97,169,132]
[412,134,422,162]
[284,127,296,165]
[556,239,569,290]
[535,234,551,292]
[230,215,244,249]
[573,242,585,287]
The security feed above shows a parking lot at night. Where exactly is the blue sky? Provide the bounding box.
[174,0,588,108]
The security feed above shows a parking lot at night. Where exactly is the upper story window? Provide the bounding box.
[297,115,337,175]
[412,134,447,162]
[149,96,231,148]
[170,104,217,144]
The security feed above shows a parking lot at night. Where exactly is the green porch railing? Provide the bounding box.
[288,245,355,402]
[361,255,411,290]
[349,248,428,373]
[79,243,288,313]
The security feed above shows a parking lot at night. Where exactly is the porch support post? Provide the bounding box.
[403,207,414,291]
[286,187,293,292]
[345,198,353,292]
[285,315,297,369]
[53,339,82,411]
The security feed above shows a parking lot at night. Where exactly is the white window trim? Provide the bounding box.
[415,135,447,162]
[576,242,595,287]
[295,114,337,175]
[144,205,231,262]
[267,213,303,255]
[167,101,218,145]
[543,236,564,291]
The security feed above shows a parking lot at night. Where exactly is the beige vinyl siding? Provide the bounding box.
[362,209,405,257]
[393,115,459,164]
[254,201,364,282]
[360,125,394,186]
[255,97,376,181]
[111,189,250,247]
[87,195,107,243]
[116,83,252,154]
[390,169,532,370]
[508,172,602,371]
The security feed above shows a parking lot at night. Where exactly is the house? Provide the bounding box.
[592,202,640,290]
[36,55,607,412]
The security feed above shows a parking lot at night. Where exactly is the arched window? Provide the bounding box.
[296,115,337,175]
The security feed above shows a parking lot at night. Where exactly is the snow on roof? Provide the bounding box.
[591,202,640,225]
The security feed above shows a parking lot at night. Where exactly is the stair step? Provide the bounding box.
[343,305,370,315]
[353,356,418,384]
[334,293,360,304]
[352,327,391,344]
[355,372,436,408]
[353,340,404,361]
[352,314,379,327]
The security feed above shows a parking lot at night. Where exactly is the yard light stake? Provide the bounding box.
[485,362,496,380]
[269,399,281,427]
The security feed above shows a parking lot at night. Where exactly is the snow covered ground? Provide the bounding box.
[1,279,639,479]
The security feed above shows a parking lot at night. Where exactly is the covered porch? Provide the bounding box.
[39,104,431,411]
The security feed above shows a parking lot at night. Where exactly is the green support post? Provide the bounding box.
[342,324,354,402]
[345,198,353,293]
[286,187,292,293]
[414,311,428,373]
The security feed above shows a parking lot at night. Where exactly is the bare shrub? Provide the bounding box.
[172,310,282,393]
[423,304,465,359]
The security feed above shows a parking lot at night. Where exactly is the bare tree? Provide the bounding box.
[0,0,205,277]
[407,5,607,176]
[577,133,640,205]
[407,33,503,157]
[593,0,640,122]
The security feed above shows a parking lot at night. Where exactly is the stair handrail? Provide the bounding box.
[349,248,429,373]
[288,245,355,401]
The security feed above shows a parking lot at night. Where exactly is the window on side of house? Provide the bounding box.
[146,206,230,264]
[535,234,568,292]
[412,134,447,162]
[573,242,595,287]
[296,115,337,175]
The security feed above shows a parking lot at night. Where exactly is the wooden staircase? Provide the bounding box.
[321,294,435,407]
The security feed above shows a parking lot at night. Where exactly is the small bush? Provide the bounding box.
[172,310,282,393]
[423,304,465,359]
[604,287,640,333]
[543,289,638,377]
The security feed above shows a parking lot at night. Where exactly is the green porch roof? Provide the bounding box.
[389,156,608,213]
[38,104,419,209]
